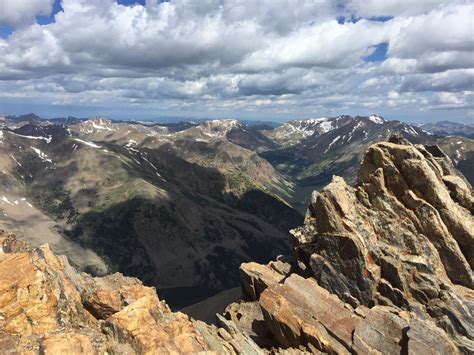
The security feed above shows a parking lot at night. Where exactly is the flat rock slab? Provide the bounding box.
[259,273,359,353]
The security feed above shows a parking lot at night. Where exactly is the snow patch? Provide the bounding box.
[92,122,113,131]
[125,139,137,148]
[324,136,341,154]
[368,115,385,124]
[319,120,333,133]
[73,138,102,149]
[347,121,364,142]
[402,126,419,137]
[10,154,22,167]
[31,147,52,163]
[12,133,52,143]
[1,196,13,205]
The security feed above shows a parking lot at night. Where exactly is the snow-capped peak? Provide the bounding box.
[198,119,240,138]
[267,116,357,145]
[368,115,385,125]
[295,117,329,125]
[285,117,344,136]
[79,117,116,133]
[205,119,239,127]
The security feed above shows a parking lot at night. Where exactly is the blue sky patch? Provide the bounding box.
[338,15,393,25]
[368,16,394,23]
[118,0,147,6]
[0,25,14,39]
[37,0,63,25]
[364,42,389,62]
[336,15,360,24]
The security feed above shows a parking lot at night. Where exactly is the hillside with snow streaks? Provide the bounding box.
[259,114,469,211]
[264,116,354,146]
[0,114,471,307]
[0,116,303,308]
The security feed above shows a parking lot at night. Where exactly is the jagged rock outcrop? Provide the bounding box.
[0,231,262,354]
[226,138,473,354]
[235,262,459,354]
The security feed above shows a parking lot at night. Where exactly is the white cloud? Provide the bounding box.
[0,0,472,121]
[0,0,54,27]
[388,4,474,58]
[436,92,465,105]
[345,0,468,17]
[400,69,474,92]
[238,19,394,71]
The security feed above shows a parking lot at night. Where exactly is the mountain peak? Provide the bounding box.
[205,118,239,126]
[21,113,41,120]
[77,117,116,133]
[195,119,240,138]
[267,115,355,145]
[232,137,473,352]
[367,114,386,124]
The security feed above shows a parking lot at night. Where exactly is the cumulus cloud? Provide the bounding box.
[237,19,395,71]
[0,0,54,27]
[388,4,473,58]
[0,0,472,121]
[400,69,474,92]
[345,0,467,17]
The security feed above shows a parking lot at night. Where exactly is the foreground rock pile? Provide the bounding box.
[0,232,262,354]
[225,137,473,354]
[1,137,472,354]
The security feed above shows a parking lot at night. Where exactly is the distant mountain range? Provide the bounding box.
[0,113,472,307]
[4,113,472,137]
[418,120,474,139]
[1,113,282,129]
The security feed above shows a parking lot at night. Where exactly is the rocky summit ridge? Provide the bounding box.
[229,135,473,354]
[0,231,265,354]
[1,136,473,354]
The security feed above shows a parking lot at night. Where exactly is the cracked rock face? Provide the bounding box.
[294,140,474,350]
[235,262,458,354]
[0,232,261,354]
[229,138,473,354]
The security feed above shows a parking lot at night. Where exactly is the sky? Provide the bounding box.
[0,0,473,123]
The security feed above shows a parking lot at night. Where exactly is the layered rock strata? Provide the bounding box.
[226,138,473,353]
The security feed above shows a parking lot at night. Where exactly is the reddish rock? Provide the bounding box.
[0,231,261,354]
[229,139,473,353]
[259,273,357,354]
[290,139,473,352]
[239,262,286,301]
